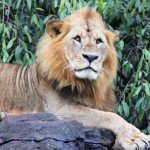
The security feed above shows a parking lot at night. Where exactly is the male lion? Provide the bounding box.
[0,8,150,150]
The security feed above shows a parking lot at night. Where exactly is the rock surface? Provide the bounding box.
[0,113,115,150]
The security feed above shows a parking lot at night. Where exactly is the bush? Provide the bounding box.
[0,0,149,134]
[103,0,150,134]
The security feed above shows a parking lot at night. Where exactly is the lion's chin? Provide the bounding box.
[75,69,98,80]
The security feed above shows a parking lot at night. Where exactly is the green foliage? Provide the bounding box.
[103,0,150,134]
[0,0,149,134]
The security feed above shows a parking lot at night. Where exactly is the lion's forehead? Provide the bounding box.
[64,8,105,31]
[67,21,105,37]
[67,18,103,32]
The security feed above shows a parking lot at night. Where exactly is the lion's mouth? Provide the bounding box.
[74,66,97,73]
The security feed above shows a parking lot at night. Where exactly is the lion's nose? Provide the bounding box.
[82,54,98,63]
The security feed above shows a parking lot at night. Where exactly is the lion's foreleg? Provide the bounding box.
[52,103,126,132]
[51,103,150,150]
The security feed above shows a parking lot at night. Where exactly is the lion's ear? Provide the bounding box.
[46,19,64,38]
[105,30,119,45]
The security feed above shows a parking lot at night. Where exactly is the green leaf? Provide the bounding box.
[127,0,135,10]
[16,0,22,9]
[122,101,130,118]
[132,86,142,97]
[58,0,65,13]
[98,0,105,13]
[20,40,28,51]
[144,49,150,59]
[72,0,77,9]
[136,112,145,125]
[7,53,14,62]
[4,26,10,38]
[2,40,9,62]
[36,8,45,12]
[7,38,16,49]
[15,46,22,57]
[0,23,3,33]
[143,82,150,96]
[117,104,123,116]
[31,14,40,28]
[142,125,150,134]
[43,15,53,23]
[24,26,32,43]
[54,0,58,7]
[135,98,144,109]
[23,52,32,65]
[2,39,7,52]
[14,46,23,65]
[27,0,32,10]
[119,40,124,50]
[135,0,141,8]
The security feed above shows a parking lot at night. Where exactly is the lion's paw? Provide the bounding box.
[0,111,7,121]
[114,125,150,150]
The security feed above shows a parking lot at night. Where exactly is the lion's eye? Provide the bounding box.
[96,38,103,44]
[74,36,81,43]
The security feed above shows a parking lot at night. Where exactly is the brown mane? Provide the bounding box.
[36,8,118,111]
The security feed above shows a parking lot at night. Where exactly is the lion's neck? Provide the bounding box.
[44,78,107,109]
[37,62,116,112]
[46,79,96,108]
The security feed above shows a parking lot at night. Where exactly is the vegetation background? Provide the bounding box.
[0,0,149,134]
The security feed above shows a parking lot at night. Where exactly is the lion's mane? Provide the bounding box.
[36,8,118,111]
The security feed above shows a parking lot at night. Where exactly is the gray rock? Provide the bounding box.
[0,113,115,150]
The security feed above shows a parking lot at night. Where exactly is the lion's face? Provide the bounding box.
[39,8,117,83]
[37,8,118,110]
[64,26,109,80]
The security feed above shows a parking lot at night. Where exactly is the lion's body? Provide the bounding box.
[0,8,150,150]
[0,22,116,113]
[0,61,115,113]
[0,63,43,113]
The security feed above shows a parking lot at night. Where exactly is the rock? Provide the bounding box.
[0,113,115,150]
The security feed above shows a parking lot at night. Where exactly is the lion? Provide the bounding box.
[0,8,149,150]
